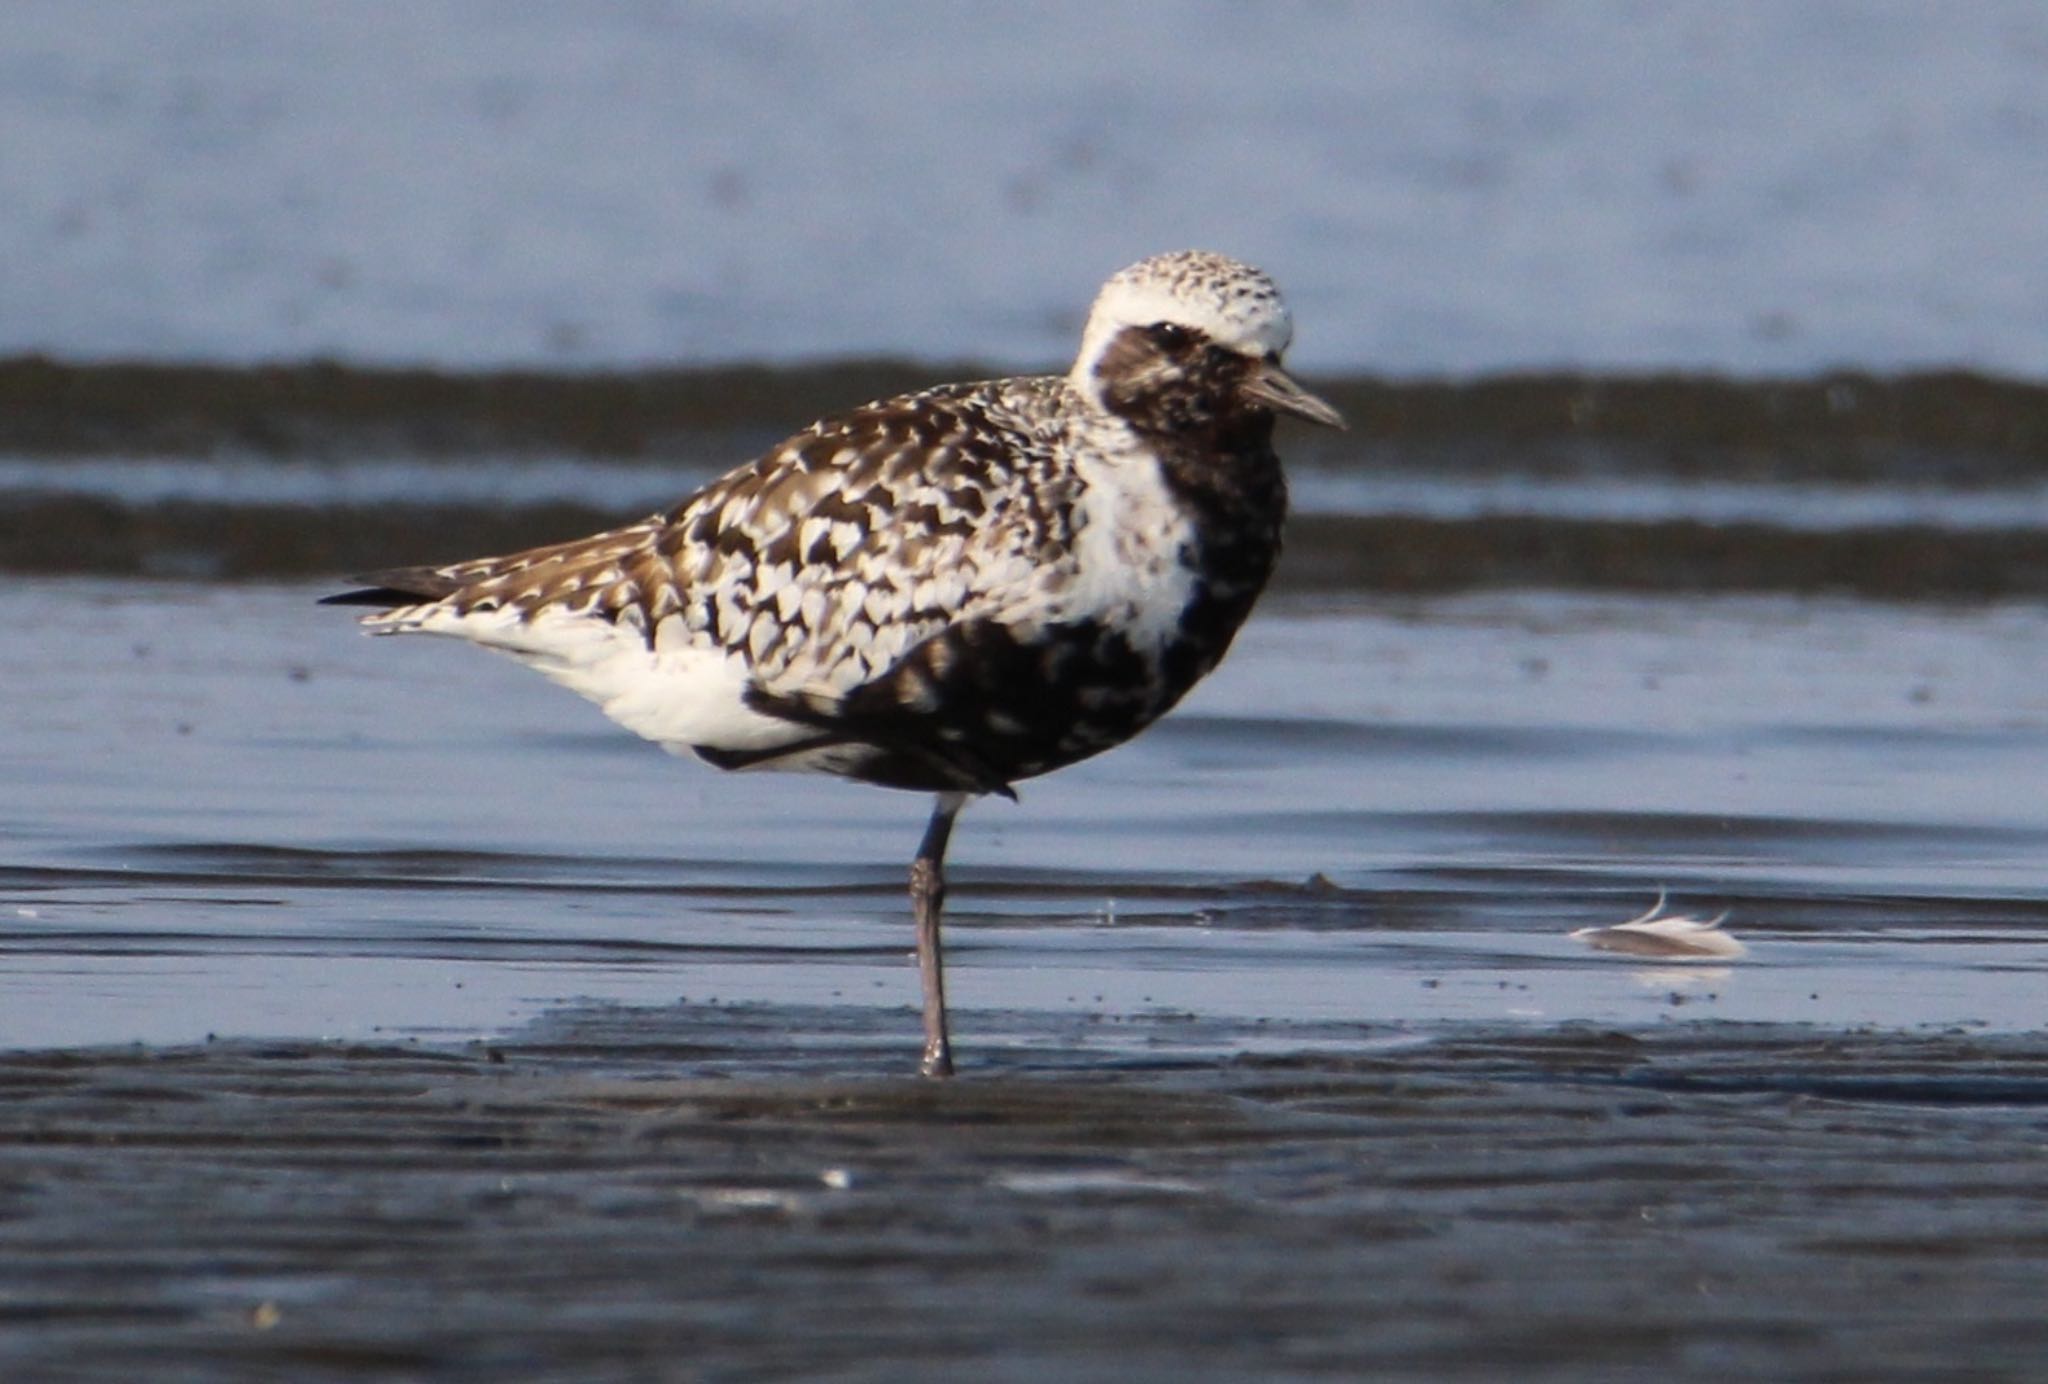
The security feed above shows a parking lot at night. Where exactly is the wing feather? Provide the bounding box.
[342,378,1081,706]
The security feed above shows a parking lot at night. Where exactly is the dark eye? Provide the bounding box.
[1145,321,1194,351]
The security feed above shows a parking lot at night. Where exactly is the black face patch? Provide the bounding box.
[1093,324,1265,439]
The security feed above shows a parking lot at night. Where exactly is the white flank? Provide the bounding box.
[365,604,809,758]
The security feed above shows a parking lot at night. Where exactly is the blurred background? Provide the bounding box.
[6,0,2048,592]
[5,0,2046,375]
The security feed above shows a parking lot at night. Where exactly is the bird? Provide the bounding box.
[324,250,1343,1077]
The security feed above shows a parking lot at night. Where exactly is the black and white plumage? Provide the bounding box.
[325,250,1344,1076]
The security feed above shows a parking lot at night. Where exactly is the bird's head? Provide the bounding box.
[1069,250,1344,437]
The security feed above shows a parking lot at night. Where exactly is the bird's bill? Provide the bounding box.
[1240,362,1347,429]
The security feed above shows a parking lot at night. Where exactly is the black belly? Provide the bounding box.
[798,587,1255,793]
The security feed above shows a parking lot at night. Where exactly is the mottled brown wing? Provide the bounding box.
[643,379,1077,696]
[355,516,671,621]
[349,378,1077,698]
[322,522,659,609]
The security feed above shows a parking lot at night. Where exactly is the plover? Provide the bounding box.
[325,250,1343,1076]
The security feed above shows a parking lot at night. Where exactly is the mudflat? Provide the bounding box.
[5,1016,2047,1382]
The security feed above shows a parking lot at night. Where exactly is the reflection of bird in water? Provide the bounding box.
[326,250,1344,1076]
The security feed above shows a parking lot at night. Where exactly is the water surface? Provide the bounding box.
[5,579,2045,1057]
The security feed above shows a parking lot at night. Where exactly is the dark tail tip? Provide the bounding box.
[320,566,461,608]
[319,587,417,608]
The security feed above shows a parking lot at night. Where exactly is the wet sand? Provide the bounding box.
[6,1018,2048,1382]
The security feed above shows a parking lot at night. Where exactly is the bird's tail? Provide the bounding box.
[319,565,462,611]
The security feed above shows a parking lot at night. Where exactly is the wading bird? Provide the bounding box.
[326,250,1343,1075]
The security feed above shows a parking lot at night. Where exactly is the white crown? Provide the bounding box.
[1069,250,1296,400]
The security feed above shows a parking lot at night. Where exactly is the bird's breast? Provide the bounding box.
[1057,436,1284,663]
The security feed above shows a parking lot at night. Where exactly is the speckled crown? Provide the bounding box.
[1070,250,1296,394]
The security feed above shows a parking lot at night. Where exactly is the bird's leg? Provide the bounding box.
[910,792,966,1078]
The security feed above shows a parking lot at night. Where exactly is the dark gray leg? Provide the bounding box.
[910,793,965,1078]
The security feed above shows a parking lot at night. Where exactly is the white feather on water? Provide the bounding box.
[1570,891,1747,961]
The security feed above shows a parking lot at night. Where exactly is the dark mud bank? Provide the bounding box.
[7,358,2048,595]
[7,356,2048,476]
[4,1019,2048,1381]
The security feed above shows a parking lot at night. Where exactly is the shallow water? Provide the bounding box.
[5,578,2046,1058]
